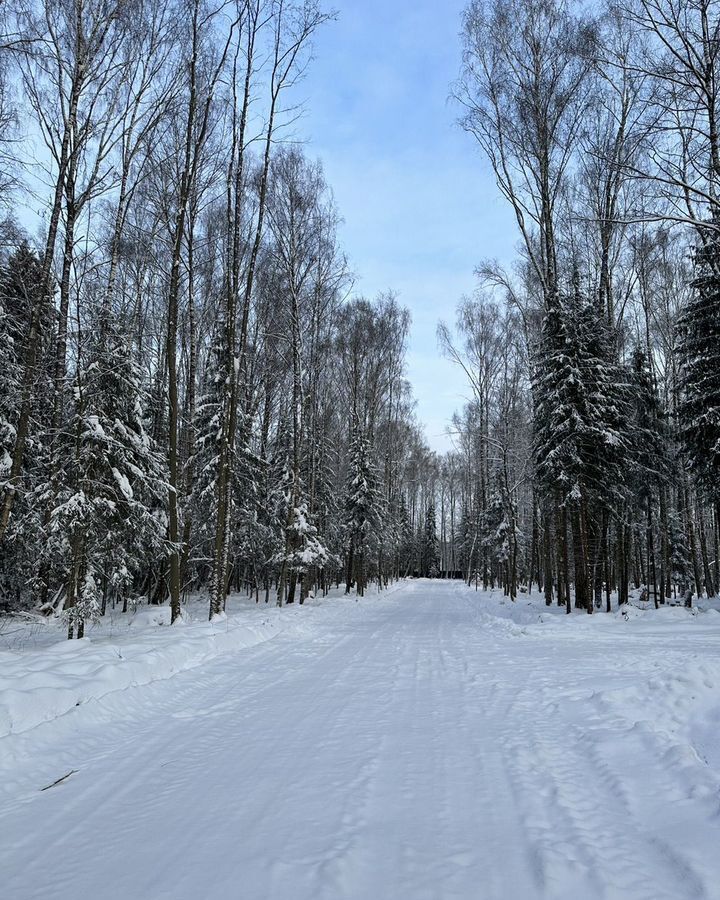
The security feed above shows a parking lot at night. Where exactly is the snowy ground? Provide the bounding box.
[2,580,720,900]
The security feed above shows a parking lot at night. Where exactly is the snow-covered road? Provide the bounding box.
[3,580,720,900]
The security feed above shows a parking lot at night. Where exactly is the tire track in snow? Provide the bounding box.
[2,580,720,900]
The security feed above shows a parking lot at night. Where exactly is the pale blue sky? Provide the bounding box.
[300,0,517,451]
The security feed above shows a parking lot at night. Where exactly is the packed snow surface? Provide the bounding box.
[2,579,720,900]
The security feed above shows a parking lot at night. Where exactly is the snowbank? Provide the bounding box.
[0,609,292,737]
[0,581,406,739]
[590,653,720,798]
[470,586,720,818]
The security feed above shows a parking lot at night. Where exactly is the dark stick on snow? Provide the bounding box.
[40,769,78,791]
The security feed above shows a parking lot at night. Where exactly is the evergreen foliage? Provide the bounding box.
[677,234,720,494]
[344,428,385,594]
[47,317,168,633]
[420,501,440,577]
[533,291,630,510]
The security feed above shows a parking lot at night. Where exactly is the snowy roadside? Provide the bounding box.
[0,605,288,737]
[471,585,720,818]
[0,584,405,739]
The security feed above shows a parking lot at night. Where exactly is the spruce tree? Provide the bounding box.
[49,316,167,636]
[344,427,384,596]
[481,492,513,593]
[627,347,670,606]
[677,233,720,492]
[273,455,329,605]
[396,494,414,578]
[0,244,50,608]
[457,504,474,580]
[0,286,21,607]
[0,242,46,363]
[190,322,227,585]
[534,287,630,610]
[0,288,19,496]
[535,295,628,505]
[421,501,440,577]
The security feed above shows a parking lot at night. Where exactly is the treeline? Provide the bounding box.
[432,0,720,611]
[0,0,438,633]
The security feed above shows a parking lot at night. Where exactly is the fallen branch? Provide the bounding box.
[40,769,78,792]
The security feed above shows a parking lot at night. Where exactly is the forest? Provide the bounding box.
[445,0,720,613]
[0,0,719,635]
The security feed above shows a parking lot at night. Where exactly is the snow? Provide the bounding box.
[84,414,106,439]
[0,600,309,737]
[111,466,134,500]
[3,580,720,900]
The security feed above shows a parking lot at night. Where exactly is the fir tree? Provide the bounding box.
[0,287,19,494]
[0,242,46,363]
[534,293,629,507]
[344,427,384,596]
[0,285,21,607]
[456,504,473,580]
[481,492,513,590]
[627,347,670,606]
[421,501,440,577]
[628,347,667,493]
[396,493,414,577]
[669,512,693,605]
[533,286,630,610]
[49,316,167,636]
[273,455,329,605]
[677,233,720,493]
[190,321,227,581]
[0,244,51,607]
